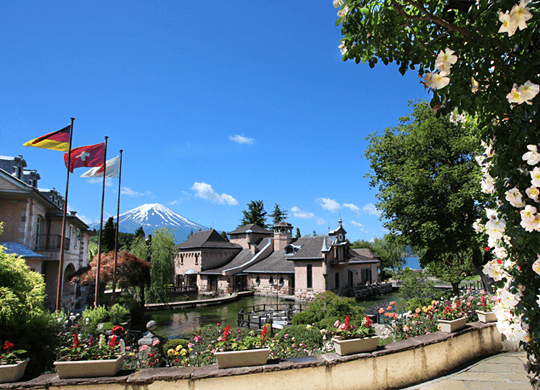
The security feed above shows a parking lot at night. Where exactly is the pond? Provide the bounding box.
[150,291,401,339]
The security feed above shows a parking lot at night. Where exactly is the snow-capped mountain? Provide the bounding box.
[89,203,209,243]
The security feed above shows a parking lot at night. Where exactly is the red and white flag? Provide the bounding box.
[64,143,105,173]
[80,155,120,178]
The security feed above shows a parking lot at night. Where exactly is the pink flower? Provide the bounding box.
[152,339,160,346]
[194,335,202,343]
[140,345,148,351]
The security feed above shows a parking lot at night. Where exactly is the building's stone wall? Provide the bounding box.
[247,274,292,296]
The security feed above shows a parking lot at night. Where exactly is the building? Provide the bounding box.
[0,155,93,309]
[174,219,381,302]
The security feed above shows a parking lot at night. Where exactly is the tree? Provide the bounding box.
[220,231,229,241]
[0,223,57,376]
[130,235,150,262]
[239,200,267,229]
[371,235,407,270]
[269,204,289,225]
[149,228,176,302]
[73,251,151,306]
[425,250,476,296]
[134,226,145,239]
[337,0,540,376]
[295,227,301,239]
[187,229,194,239]
[101,217,116,253]
[364,101,490,289]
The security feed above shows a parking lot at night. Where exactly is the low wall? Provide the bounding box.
[1,322,502,390]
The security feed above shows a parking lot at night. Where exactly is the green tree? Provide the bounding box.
[0,223,57,376]
[371,235,406,270]
[134,226,145,239]
[364,101,490,289]
[130,235,150,262]
[239,200,267,229]
[337,0,540,379]
[149,228,176,302]
[187,229,194,239]
[396,268,437,303]
[425,250,476,296]
[269,203,289,225]
[101,217,116,253]
[220,231,229,241]
[295,227,301,239]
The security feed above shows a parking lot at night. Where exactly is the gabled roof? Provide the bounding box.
[243,248,295,274]
[176,229,242,250]
[0,242,48,259]
[228,224,272,235]
[352,248,382,260]
[288,236,327,260]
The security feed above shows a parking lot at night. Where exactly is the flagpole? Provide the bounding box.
[56,118,75,311]
[94,136,108,307]
[111,150,123,305]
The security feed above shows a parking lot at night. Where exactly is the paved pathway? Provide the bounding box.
[404,352,531,390]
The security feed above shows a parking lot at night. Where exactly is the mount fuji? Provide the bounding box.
[89,203,209,243]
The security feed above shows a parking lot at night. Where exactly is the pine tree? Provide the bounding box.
[239,200,267,229]
[101,217,116,253]
[295,227,301,239]
[220,231,229,241]
[269,203,288,225]
[135,226,145,239]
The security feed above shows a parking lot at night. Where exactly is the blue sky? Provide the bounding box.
[1,1,430,242]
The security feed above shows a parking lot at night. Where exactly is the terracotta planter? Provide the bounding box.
[214,348,269,369]
[331,336,379,356]
[476,310,497,323]
[438,317,467,332]
[0,359,29,383]
[54,355,124,379]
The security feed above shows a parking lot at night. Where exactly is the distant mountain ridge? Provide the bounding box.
[89,203,209,244]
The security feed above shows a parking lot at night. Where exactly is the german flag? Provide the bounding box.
[23,125,71,151]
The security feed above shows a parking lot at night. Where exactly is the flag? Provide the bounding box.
[80,155,120,178]
[23,125,71,151]
[64,143,105,173]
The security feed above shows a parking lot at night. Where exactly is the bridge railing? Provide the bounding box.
[238,303,306,334]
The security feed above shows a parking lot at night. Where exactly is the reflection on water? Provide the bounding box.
[151,292,400,339]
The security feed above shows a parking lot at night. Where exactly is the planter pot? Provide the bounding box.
[438,317,467,333]
[0,359,29,383]
[476,310,497,323]
[214,348,269,369]
[54,355,124,379]
[331,336,380,356]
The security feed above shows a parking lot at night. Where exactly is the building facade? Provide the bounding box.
[174,220,381,302]
[0,155,93,309]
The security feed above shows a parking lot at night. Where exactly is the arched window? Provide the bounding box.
[256,276,260,286]
[269,276,274,286]
[35,216,43,249]
[279,277,284,286]
[307,265,313,289]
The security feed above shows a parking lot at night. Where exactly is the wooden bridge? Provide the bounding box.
[144,290,254,311]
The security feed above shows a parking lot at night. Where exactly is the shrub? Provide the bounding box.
[292,291,364,329]
[81,305,109,330]
[0,228,58,377]
[163,338,190,353]
[405,298,433,313]
[109,303,129,325]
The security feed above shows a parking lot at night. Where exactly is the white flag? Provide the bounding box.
[80,155,120,178]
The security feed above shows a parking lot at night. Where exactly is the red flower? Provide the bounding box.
[484,247,490,252]
[344,315,350,332]
[481,295,486,307]
[3,341,15,353]
[73,334,80,348]
[365,316,372,328]
[109,335,119,347]
[261,325,268,342]
[112,326,124,335]
[222,325,231,342]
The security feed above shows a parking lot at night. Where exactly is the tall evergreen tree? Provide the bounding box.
[295,227,301,239]
[269,203,288,225]
[239,200,267,229]
[220,231,229,241]
[101,217,116,253]
[134,226,145,239]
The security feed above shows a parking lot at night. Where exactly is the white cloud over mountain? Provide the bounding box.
[191,182,238,206]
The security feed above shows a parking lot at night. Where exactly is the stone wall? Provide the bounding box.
[4,322,503,390]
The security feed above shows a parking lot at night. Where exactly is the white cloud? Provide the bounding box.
[317,198,342,213]
[229,134,254,145]
[86,177,113,186]
[121,187,146,197]
[291,206,327,225]
[351,220,363,227]
[191,182,238,206]
[169,200,178,205]
[362,203,381,216]
[343,203,361,215]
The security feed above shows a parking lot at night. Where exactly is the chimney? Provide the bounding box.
[273,222,293,252]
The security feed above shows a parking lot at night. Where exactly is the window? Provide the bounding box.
[256,276,260,286]
[269,276,274,285]
[180,255,184,265]
[195,254,199,265]
[279,277,284,286]
[35,216,42,249]
[307,265,312,289]
[335,272,340,289]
